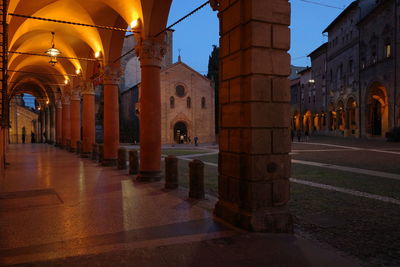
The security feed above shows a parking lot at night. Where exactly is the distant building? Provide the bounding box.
[9,96,38,144]
[294,0,399,138]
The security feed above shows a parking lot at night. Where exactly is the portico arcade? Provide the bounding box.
[0,0,292,232]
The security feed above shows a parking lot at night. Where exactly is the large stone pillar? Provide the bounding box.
[102,66,120,166]
[70,89,81,152]
[82,81,95,157]
[135,37,165,181]
[62,95,71,148]
[56,100,62,146]
[50,105,56,144]
[212,0,292,232]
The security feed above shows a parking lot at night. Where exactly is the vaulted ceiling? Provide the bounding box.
[7,0,172,106]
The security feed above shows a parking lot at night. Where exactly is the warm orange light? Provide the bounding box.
[95,51,101,58]
[130,19,139,28]
[64,79,69,84]
[46,100,49,104]
[76,68,81,75]
[38,107,41,110]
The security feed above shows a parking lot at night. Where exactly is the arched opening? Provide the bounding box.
[336,100,345,131]
[366,82,389,137]
[346,97,357,135]
[173,121,187,144]
[303,110,312,132]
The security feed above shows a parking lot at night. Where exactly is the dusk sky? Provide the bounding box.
[168,0,355,72]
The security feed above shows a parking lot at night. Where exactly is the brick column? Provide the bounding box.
[81,81,95,157]
[62,95,71,148]
[40,109,45,143]
[50,104,56,144]
[56,100,62,146]
[135,37,165,181]
[212,0,292,232]
[70,89,81,152]
[102,65,120,166]
[45,107,51,143]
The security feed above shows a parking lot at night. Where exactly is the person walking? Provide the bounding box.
[194,136,198,146]
[31,132,35,143]
[296,130,301,142]
[291,129,295,142]
[21,127,26,144]
[305,129,309,142]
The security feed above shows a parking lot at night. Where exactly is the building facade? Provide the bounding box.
[293,0,399,138]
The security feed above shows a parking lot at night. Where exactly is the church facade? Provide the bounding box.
[160,61,215,144]
[119,33,215,144]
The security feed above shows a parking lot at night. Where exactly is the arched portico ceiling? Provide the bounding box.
[11,76,55,106]
[7,0,173,97]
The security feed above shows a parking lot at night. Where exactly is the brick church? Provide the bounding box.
[118,33,215,144]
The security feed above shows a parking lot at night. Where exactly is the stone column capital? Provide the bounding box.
[81,81,95,95]
[71,89,81,101]
[135,37,166,67]
[103,65,122,85]
[56,99,63,109]
[62,95,71,105]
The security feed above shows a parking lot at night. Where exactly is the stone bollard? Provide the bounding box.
[189,159,205,199]
[118,147,128,170]
[165,155,178,189]
[91,144,98,160]
[76,141,82,155]
[129,150,139,175]
[98,144,104,163]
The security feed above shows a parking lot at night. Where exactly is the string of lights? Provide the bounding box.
[7,51,99,62]
[8,13,140,33]
[6,69,78,77]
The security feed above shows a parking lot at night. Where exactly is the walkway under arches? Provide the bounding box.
[2,0,293,234]
[0,144,357,266]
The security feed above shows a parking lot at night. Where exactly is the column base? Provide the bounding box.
[214,200,293,233]
[136,171,162,182]
[101,158,117,167]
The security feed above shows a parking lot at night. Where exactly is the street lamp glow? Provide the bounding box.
[95,51,101,58]
[64,79,69,84]
[76,68,81,75]
[130,19,139,28]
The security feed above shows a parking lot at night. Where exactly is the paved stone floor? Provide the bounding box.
[0,144,359,266]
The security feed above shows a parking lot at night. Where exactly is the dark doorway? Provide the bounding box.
[371,99,382,136]
[174,122,187,144]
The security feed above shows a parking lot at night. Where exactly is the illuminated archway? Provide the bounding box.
[366,82,388,137]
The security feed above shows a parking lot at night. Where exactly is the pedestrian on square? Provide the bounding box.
[305,130,309,142]
[291,129,295,142]
[296,130,301,142]
[194,136,198,146]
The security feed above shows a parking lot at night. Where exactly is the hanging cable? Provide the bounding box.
[113,1,210,63]
[299,0,344,10]
[8,13,139,33]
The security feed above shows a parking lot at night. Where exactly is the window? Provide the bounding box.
[371,45,377,64]
[201,97,206,109]
[170,96,175,108]
[385,43,391,58]
[175,85,185,97]
[187,97,191,108]
[348,60,354,73]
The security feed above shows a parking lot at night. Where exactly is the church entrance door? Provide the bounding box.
[173,122,187,144]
